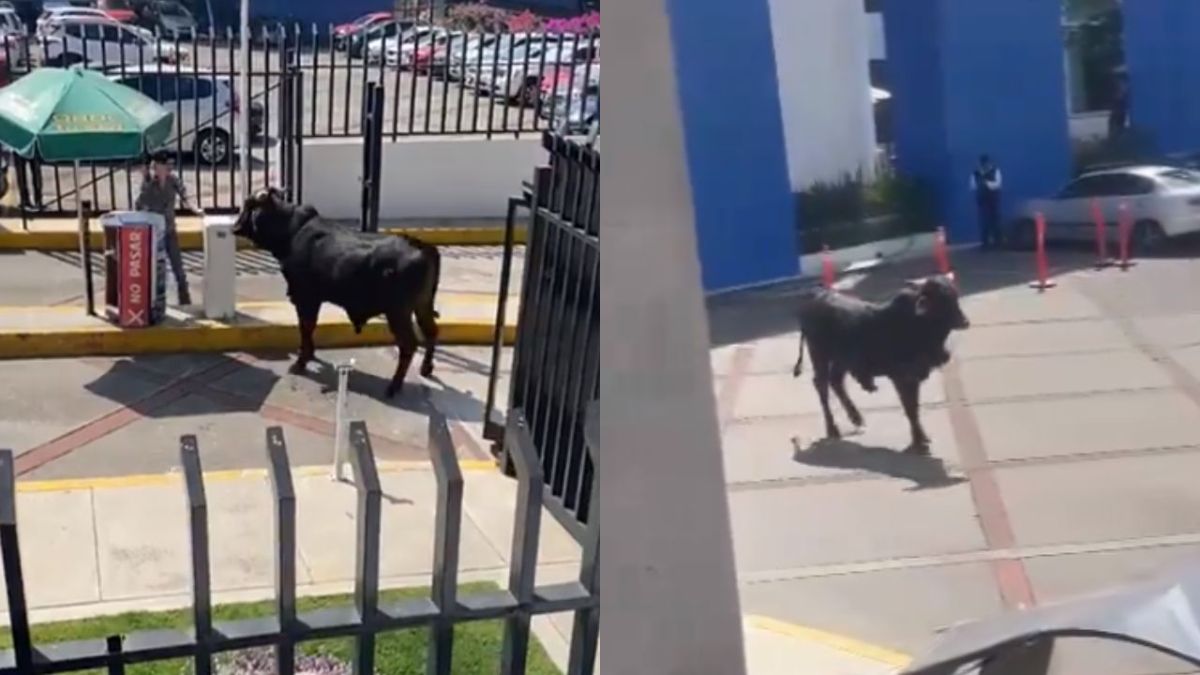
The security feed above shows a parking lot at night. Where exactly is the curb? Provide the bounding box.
[746,615,913,669]
[0,317,515,359]
[0,226,528,252]
[16,458,500,493]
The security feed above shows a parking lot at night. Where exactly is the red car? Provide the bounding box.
[97,0,137,23]
[334,11,391,49]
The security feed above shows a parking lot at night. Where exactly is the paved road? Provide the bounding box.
[711,244,1200,674]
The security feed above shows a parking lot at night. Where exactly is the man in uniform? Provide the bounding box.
[970,154,1003,250]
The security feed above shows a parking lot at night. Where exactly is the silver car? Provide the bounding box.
[1012,165,1200,250]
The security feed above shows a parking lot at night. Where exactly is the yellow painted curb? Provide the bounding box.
[17,459,500,493]
[0,318,516,359]
[746,615,913,668]
[0,226,527,252]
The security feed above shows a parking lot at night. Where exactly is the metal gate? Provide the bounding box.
[486,131,599,541]
[10,30,305,217]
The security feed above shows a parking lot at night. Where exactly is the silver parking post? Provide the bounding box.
[331,358,356,481]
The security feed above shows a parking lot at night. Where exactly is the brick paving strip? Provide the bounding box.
[14,358,245,476]
[941,359,1036,611]
[14,350,510,476]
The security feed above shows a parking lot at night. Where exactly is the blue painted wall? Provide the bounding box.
[884,0,1071,244]
[664,0,797,291]
[1123,0,1200,156]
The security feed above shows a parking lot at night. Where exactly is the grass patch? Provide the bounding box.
[0,582,560,675]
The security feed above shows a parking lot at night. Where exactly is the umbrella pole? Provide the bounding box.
[75,160,95,317]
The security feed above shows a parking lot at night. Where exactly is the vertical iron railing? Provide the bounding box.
[19,24,598,217]
[486,131,599,540]
[0,410,598,673]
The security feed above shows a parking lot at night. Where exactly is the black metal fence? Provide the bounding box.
[0,409,598,674]
[486,131,598,541]
[2,24,598,217]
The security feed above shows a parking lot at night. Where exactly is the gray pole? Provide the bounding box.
[602,0,748,673]
[238,0,250,200]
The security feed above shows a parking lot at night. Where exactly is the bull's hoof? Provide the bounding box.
[848,409,865,427]
[289,360,309,375]
[825,425,842,440]
[905,441,932,456]
[384,383,400,399]
[420,361,434,378]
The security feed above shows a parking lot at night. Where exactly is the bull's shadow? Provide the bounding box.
[291,356,432,413]
[791,436,966,492]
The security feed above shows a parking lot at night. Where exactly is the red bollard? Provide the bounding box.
[1116,202,1137,271]
[821,245,836,288]
[1091,199,1111,269]
[1028,212,1056,292]
[934,226,951,275]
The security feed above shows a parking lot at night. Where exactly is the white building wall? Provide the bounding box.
[767,0,877,190]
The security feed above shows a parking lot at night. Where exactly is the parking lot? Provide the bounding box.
[7,41,564,214]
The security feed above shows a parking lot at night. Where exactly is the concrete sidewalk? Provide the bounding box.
[5,464,906,674]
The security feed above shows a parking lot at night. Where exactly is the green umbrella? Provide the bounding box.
[0,66,173,162]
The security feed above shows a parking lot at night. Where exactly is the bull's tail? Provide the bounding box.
[427,244,441,319]
[792,316,806,378]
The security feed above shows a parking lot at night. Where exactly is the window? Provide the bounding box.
[1058,175,1116,198]
[192,77,213,99]
[1109,173,1156,196]
[1157,169,1200,187]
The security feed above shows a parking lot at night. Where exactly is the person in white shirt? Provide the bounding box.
[969,154,1003,250]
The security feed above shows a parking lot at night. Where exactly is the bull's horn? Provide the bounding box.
[905,277,926,288]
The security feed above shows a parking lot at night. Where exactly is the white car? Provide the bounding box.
[36,6,109,35]
[1012,165,1200,250]
[42,17,186,67]
[380,25,443,67]
[481,39,598,104]
[108,69,239,164]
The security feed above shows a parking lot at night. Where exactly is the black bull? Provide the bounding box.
[793,275,970,452]
[233,188,441,398]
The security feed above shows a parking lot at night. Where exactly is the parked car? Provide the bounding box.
[42,17,187,66]
[459,34,544,87]
[381,24,444,67]
[446,33,501,80]
[333,10,390,50]
[480,38,597,104]
[539,61,598,113]
[108,68,263,164]
[1011,165,1200,250]
[36,4,109,34]
[354,18,414,60]
[150,0,195,40]
[550,81,596,135]
[410,30,467,73]
[96,0,136,23]
[0,10,29,66]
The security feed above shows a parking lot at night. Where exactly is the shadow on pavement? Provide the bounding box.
[84,353,275,417]
[791,436,966,492]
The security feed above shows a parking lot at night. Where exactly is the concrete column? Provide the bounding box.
[602,0,747,672]
[883,0,1071,243]
[665,0,797,291]
[1123,0,1200,155]
[767,0,877,189]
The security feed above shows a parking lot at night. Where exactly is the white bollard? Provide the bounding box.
[331,358,356,481]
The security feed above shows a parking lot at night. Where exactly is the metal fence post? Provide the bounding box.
[427,409,463,675]
[106,634,126,675]
[80,198,95,316]
[567,401,599,675]
[267,427,297,675]
[349,421,382,675]
[332,359,355,481]
[180,435,213,675]
[483,194,528,445]
[0,450,32,673]
[500,410,544,675]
